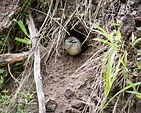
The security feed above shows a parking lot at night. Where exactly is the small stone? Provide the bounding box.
[46,99,57,112]
[71,100,85,111]
[64,89,74,99]
[65,108,79,113]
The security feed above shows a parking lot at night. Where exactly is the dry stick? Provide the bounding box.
[26,13,46,113]
[0,52,30,67]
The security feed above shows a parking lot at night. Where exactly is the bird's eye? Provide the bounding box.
[69,40,73,43]
[71,40,77,43]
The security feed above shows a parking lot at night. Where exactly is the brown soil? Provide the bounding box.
[42,46,103,112]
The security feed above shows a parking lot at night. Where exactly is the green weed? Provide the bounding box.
[0,90,12,113]
[0,68,5,89]
[102,81,141,109]
[0,68,5,74]
[0,90,34,113]
[126,79,141,99]
[91,23,128,110]
[13,19,31,45]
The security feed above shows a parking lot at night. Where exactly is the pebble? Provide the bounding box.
[46,99,57,112]
[64,89,75,99]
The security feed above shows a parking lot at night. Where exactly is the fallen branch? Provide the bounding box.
[0,51,30,67]
[26,13,46,113]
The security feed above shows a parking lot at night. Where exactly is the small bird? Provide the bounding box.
[64,36,82,55]
[130,0,141,7]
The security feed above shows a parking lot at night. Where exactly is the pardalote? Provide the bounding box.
[64,36,82,55]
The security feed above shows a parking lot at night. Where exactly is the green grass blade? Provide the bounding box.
[108,22,120,27]
[92,29,110,40]
[102,82,141,110]
[105,50,116,98]
[127,79,137,91]
[117,28,122,41]
[109,32,114,43]
[15,37,31,45]
[13,19,30,39]
[132,38,141,48]
[126,91,141,98]
[93,38,117,49]
[120,51,128,71]
[91,23,110,40]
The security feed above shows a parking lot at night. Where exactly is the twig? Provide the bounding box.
[8,64,20,84]
[26,13,46,113]
[0,52,30,67]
